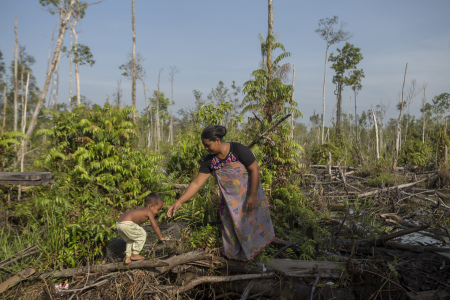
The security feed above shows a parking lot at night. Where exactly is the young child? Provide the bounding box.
[116,192,169,264]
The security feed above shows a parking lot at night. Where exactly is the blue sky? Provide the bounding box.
[1,0,449,126]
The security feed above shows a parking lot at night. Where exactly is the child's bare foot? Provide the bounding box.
[124,257,132,265]
[130,254,145,261]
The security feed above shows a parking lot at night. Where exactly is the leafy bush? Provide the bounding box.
[398,140,433,168]
[13,104,169,268]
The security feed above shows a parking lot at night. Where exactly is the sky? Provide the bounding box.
[1,0,449,127]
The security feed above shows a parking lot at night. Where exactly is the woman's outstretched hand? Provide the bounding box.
[245,194,258,211]
[167,201,182,218]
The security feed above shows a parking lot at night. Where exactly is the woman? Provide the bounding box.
[167,125,275,260]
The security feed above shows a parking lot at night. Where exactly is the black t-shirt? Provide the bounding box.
[199,142,256,174]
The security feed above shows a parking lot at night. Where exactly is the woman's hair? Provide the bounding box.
[145,192,163,207]
[201,125,227,141]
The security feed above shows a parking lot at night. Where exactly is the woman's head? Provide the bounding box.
[201,125,227,155]
[201,125,227,142]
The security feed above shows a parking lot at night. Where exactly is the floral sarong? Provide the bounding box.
[214,160,275,260]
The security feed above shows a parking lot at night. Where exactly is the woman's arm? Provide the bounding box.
[245,161,260,211]
[167,172,210,217]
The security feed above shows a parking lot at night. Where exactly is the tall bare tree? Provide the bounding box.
[290,64,295,139]
[14,16,18,132]
[266,0,273,101]
[168,66,179,145]
[421,83,428,144]
[25,0,77,139]
[131,0,136,121]
[155,68,163,150]
[315,16,351,144]
[392,63,408,172]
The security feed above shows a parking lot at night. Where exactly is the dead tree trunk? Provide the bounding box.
[71,15,80,106]
[291,64,295,139]
[25,0,77,139]
[392,63,408,171]
[1,86,6,134]
[13,16,18,132]
[371,108,379,160]
[131,0,136,121]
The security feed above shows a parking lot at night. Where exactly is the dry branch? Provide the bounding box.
[358,178,427,198]
[372,225,429,246]
[44,260,169,278]
[0,244,38,268]
[0,267,35,294]
[147,273,276,295]
[247,113,291,148]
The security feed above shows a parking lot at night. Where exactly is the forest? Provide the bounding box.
[0,0,449,299]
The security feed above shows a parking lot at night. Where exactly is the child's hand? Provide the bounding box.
[160,237,170,241]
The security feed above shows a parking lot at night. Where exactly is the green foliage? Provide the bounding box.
[166,133,205,180]
[12,104,168,268]
[309,135,353,165]
[0,131,25,170]
[399,140,433,168]
[186,224,220,251]
[367,172,402,187]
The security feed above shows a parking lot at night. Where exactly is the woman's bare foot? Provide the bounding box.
[124,256,132,265]
[130,254,145,261]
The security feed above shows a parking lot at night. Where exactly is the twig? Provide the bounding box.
[310,273,321,300]
[59,279,109,294]
[372,225,429,247]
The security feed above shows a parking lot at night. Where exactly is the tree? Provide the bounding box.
[315,16,351,144]
[351,69,363,143]
[25,0,77,142]
[168,66,179,145]
[14,16,18,133]
[131,0,136,120]
[328,42,364,136]
[392,63,408,171]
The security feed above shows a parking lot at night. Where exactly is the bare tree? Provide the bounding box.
[404,79,419,142]
[267,0,273,99]
[392,63,408,172]
[71,14,80,106]
[114,79,122,106]
[1,86,6,134]
[131,0,136,121]
[315,16,351,144]
[168,66,179,145]
[155,68,163,151]
[25,0,77,140]
[371,108,379,160]
[421,83,428,144]
[290,64,295,139]
[14,16,18,132]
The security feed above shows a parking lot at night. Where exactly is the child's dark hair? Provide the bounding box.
[145,193,163,207]
[201,125,227,141]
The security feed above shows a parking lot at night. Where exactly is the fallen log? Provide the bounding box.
[358,179,427,198]
[400,190,450,211]
[43,259,169,278]
[0,267,35,294]
[385,242,450,253]
[372,225,429,247]
[146,273,276,296]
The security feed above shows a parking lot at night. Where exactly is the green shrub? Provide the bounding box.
[399,140,433,168]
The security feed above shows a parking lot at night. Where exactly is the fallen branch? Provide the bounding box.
[43,260,169,278]
[0,267,35,294]
[247,113,291,148]
[400,190,450,211]
[358,179,427,198]
[372,225,429,247]
[0,244,38,268]
[147,273,276,295]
